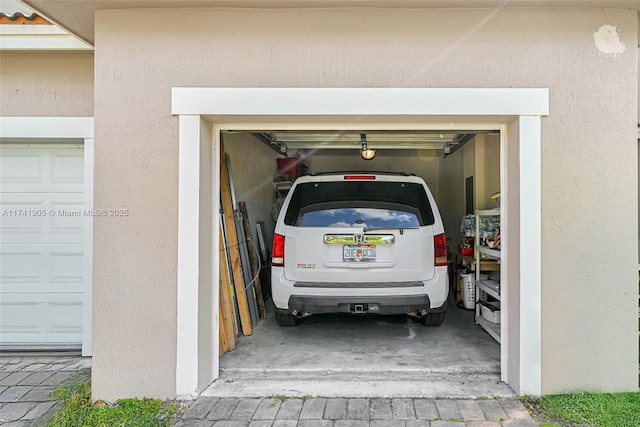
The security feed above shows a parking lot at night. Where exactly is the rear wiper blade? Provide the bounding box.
[362,226,420,234]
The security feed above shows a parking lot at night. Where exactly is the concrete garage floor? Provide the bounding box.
[204,301,515,398]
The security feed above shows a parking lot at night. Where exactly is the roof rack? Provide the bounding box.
[310,171,415,177]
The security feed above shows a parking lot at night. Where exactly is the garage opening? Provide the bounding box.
[208,129,508,397]
[173,87,546,398]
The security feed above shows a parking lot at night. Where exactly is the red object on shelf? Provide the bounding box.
[276,158,302,179]
[459,247,473,256]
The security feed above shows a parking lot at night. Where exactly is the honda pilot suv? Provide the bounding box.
[271,172,448,326]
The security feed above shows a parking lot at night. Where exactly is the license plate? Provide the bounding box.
[343,245,376,262]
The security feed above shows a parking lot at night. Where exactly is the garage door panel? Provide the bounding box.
[0,144,85,349]
[0,194,84,244]
[49,199,85,238]
[0,246,84,347]
[0,153,43,186]
[0,292,84,343]
[1,245,84,289]
[52,153,84,184]
[0,199,47,240]
[0,145,83,193]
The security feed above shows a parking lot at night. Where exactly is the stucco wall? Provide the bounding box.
[0,52,93,117]
[93,6,637,399]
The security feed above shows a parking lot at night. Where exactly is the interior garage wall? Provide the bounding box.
[0,53,93,117]
[474,134,501,210]
[441,134,500,257]
[223,133,278,246]
[305,149,441,203]
[441,149,465,253]
[462,140,476,221]
[92,6,637,399]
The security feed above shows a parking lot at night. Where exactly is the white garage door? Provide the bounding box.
[0,143,85,349]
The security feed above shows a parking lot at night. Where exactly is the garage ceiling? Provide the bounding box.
[249,130,481,155]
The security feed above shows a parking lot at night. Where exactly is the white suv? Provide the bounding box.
[271,172,448,326]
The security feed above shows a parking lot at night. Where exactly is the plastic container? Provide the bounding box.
[481,301,501,324]
[460,273,475,309]
[459,246,473,256]
[276,158,302,180]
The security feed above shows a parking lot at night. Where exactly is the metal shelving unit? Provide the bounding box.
[475,209,501,343]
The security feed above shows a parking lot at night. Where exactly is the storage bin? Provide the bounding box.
[459,246,473,256]
[276,158,302,180]
[460,273,475,309]
[481,301,501,324]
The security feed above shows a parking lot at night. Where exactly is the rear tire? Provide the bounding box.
[275,311,302,326]
[419,311,446,326]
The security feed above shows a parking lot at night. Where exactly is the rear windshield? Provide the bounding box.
[284,181,435,227]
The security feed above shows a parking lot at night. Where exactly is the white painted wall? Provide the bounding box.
[440,149,465,255]
[505,118,522,394]
[223,133,278,248]
[197,118,214,392]
[475,134,501,210]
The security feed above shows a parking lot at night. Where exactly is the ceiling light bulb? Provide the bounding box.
[360,134,375,160]
[361,148,376,160]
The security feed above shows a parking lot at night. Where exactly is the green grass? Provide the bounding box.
[44,382,178,427]
[524,392,640,427]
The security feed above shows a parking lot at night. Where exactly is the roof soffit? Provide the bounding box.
[21,0,640,47]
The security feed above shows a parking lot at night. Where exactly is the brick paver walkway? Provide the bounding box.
[175,396,539,426]
[0,356,91,426]
[0,356,540,426]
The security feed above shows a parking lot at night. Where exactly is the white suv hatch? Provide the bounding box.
[271,172,448,326]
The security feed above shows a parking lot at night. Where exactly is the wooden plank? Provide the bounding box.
[239,202,267,319]
[460,255,500,271]
[255,221,272,302]
[219,229,237,350]
[224,153,259,326]
[256,221,269,263]
[221,214,242,334]
[235,211,260,327]
[220,138,252,336]
[219,309,229,355]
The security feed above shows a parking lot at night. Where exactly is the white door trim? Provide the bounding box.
[82,137,95,356]
[518,115,542,395]
[172,88,549,116]
[0,117,94,139]
[171,88,547,397]
[176,115,202,396]
[0,116,94,355]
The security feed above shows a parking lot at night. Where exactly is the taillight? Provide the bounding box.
[344,175,376,180]
[434,233,447,267]
[272,233,285,267]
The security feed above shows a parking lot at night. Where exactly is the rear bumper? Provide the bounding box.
[272,266,449,311]
[280,294,447,315]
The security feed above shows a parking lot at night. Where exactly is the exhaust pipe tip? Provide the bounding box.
[292,309,310,319]
[413,309,428,318]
